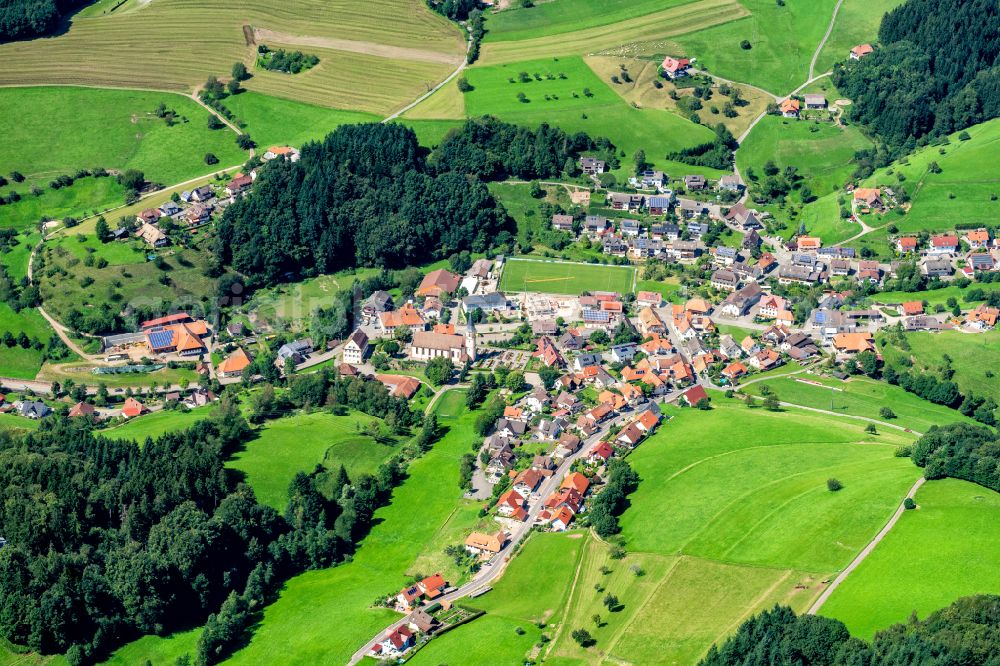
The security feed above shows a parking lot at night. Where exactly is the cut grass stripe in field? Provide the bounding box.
[499,258,635,295]
[478,0,749,64]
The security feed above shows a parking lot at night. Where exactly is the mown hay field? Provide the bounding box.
[0,0,464,114]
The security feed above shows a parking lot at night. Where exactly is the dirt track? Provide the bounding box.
[253,28,464,65]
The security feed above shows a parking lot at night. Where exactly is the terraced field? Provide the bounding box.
[0,0,464,114]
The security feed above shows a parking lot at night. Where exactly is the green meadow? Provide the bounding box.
[105,390,489,665]
[99,405,215,443]
[500,258,635,295]
[0,304,56,379]
[820,479,1000,638]
[672,0,839,94]
[483,0,692,43]
[879,329,1000,404]
[737,115,873,202]
[875,282,1000,308]
[742,374,974,434]
[813,0,908,74]
[861,117,1000,233]
[0,87,246,188]
[2,176,126,232]
[226,410,393,511]
[462,57,726,177]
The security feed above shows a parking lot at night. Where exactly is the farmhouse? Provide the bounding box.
[218,347,252,378]
[661,56,691,78]
[136,222,168,248]
[803,94,827,109]
[832,332,875,354]
[719,282,763,317]
[850,43,874,59]
[396,574,447,611]
[376,374,421,399]
[145,320,209,356]
[853,188,883,210]
[68,401,96,418]
[416,269,460,298]
[121,397,146,419]
[780,98,800,118]
[262,146,300,162]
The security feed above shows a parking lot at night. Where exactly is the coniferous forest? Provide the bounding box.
[214,118,614,287]
[834,0,1000,156]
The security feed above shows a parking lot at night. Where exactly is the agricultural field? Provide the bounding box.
[878,329,1000,404]
[861,117,1000,233]
[812,0,908,75]
[669,0,840,94]
[0,0,464,116]
[0,304,57,380]
[98,405,215,443]
[2,177,126,233]
[478,0,749,65]
[461,56,725,177]
[226,409,393,511]
[820,479,1000,638]
[584,56,771,139]
[737,115,873,204]
[413,399,922,664]
[105,389,489,665]
[0,87,246,192]
[742,374,975,434]
[500,258,635,295]
[222,92,378,151]
[483,0,693,43]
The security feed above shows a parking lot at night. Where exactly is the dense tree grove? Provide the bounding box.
[700,595,1000,666]
[0,0,88,42]
[834,0,1000,155]
[588,459,640,537]
[666,124,738,170]
[0,382,436,663]
[217,119,612,287]
[911,423,1000,491]
[215,122,507,286]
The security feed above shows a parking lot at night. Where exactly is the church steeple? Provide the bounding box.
[465,316,477,361]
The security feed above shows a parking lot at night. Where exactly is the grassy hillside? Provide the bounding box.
[879,329,1000,404]
[99,406,216,443]
[670,0,839,94]
[462,56,725,177]
[737,115,873,203]
[0,304,58,380]
[813,0,907,74]
[820,479,1000,638]
[0,0,463,115]
[222,92,378,150]
[0,87,246,191]
[483,0,693,43]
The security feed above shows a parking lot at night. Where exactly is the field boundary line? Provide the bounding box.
[542,533,590,660]
[708,568,793,651]
[603,553,682,660]
[253,27,464,66]
[806,476,926,615]
[383,23,471,121]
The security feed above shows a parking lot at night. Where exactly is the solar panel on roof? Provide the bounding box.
[148,330,175,349]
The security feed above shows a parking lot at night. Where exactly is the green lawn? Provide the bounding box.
[98,405,215,443]
[463,57,726,177]
[737,115,873,204]
[0,87,247,188]
[635,277,684,303]
[0,412,41,433]
[500,258,635,295]
[874,282,1000,308]
[222,91,379,151]
[820,479,1000,638]
[878,329,1000,404]
[483,0,692,42]
[247,268,380,331]
[107,390,488,665]
[2,176,126,232]
[0,304,56,379]
[672,0,839,94]
[860,117,1000,233]
[742,374,975,434]
[226,410,392,511]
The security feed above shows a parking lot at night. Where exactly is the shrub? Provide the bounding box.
[879,407,896,419]
[904,497,916,510]
[827,478,843,492]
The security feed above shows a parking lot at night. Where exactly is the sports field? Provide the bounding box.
[820,479,1000,638]
[500,258,635,295]
[0,87,245,191]
[0,0,463,115]
[226,410,393,511]
[742,374,975,434]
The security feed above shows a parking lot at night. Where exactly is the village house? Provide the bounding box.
[580,156,606,175]
[262,146,300,162]
[725,203,762,231]
[719,282,763,317]
[896,236,918,254]
[584,215,609,236]
[714,246,739,266]
[929,234,959,255]
[495,489,528,521]
[378,304,426,335]
[803,94,827,109]
[719,334,742,359]
[719,174,742,192]
[968,303,999,330]
[609,193,644,212]
[68,401,96,419]
[637,307,666,336]
[121,397,146,419]
[16,400,51,419]
[374,625,414,657]
[218,347,252,378]
[832,332,875,355]
[136,222,168,248]
[921,256,954,278]
[396,574,447,611]
[552,214,574,232]
[589,441,615,465]
[277,338,313,364]
[684,174,706,191]
[362,290,394,324]
[647,195,672,215]
[749,348,782,371]
[190,185,214,202]
[964,228,991,250]
[681,384,709,407]
[710,269,740,292]
[722,362,747,382]
[853,188,883,211]
[376,374,422,399]
[225,173,253,197]
[343,328,370,365]
[416,269,461,298]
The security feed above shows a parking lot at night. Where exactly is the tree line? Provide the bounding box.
[834,0,1000,158]
[588,459,640,537]
[0,0,89,42]
[700,595,1000,666]
[911,422,1000,492]
[0,378,439,664]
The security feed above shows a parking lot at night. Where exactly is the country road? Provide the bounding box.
[807,476,926,615]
